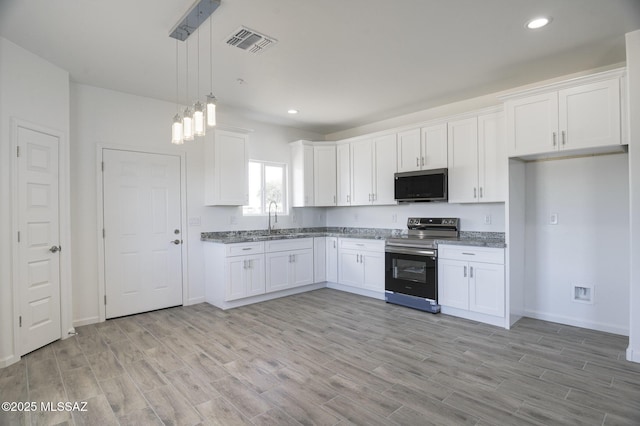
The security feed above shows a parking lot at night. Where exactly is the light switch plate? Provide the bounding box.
[188,217,201,226]
[550,213,558,225]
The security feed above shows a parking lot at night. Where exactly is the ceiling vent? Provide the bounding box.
[225,26,277,54]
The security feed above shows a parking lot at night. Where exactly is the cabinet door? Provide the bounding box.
[245,255,266,297]
[559,79,621,151]
[225,257,248,301]
[469,262,504,317]
[336,144,351,206]
[505,92,559,157]
[421,123,448,169]
[447,117,479,203]
[265,251,291,292]
[314,238,326,283]
[396,128,421,172]
[205,130,248,206]
[350,139,373,205]
[361,251,385,292]
[292,249,314,287]
[478,112,506,203]
[372,134,397,205]
[290,142,314,207]
[438,259,469,310]
[314,145,337,206]
[338,250,363,286]
[326,237,338,282]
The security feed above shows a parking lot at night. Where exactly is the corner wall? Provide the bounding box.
[626,30,640,361]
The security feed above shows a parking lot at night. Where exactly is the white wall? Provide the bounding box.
[70,84,323,326]
[626,30,640,361]
[0,37,70,365]
[523,154,630,334]
[326,202,505,232]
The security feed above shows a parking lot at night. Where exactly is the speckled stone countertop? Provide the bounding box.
[201,227,506,247]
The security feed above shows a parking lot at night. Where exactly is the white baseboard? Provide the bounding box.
[523,309,629,336]
[0,354,20,369]
[185,296,206,306]
[208,283,327,310]
[72,316,100,328]
[325,282,384,300]
[627,347,640,363]
[440,306,507,328]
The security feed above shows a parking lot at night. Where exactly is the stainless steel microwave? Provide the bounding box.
[394,169,448,202]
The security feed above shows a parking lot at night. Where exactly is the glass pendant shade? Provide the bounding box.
[183,107,194,141]
[193,101,206,136]
[206,94,217,127]
[171,114,184,145]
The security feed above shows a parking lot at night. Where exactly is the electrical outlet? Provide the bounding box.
[550,213,558,225]
[354,213,359,222]
[484,214,491,225]
[392,214,397,223]
[291,211,297,223]
[229,215,237,225]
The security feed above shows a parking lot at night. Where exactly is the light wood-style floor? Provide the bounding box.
[1,288,639,425]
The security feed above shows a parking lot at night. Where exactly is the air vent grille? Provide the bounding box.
[226,26,277,54]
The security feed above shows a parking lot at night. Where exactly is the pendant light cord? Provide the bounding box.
[175,39,180,113]
[197,25,200,97]
[210,17,213,93]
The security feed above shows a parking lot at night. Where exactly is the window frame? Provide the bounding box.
[242,159,289,216]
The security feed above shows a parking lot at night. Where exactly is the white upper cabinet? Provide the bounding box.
[397,124,447,172]
[336,143,352,206]
[290,141,314,207]
[314,145,337,206]
[372,134,397,205]
[447,112,505,203]
[350,139,374,206]
[205,129,248,206]
[505,73,622,157]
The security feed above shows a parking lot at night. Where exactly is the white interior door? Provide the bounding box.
[17,126,62,355]
[103,149,183,318]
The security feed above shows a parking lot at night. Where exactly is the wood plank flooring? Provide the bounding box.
[1,288,639,425]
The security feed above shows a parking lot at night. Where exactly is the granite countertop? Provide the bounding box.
[201,227,506,248]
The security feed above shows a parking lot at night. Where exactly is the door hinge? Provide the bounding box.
[17,231,20,242]
[104,295,107,305]
[101,161,104,172]
[19,316,22,327]
[16,146,20,157]
[102,229,105,238]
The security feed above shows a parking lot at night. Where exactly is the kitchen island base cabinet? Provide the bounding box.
[438,245,506,328]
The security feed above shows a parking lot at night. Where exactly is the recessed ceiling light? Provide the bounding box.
[526,17,552,29]
[287,109,299,115]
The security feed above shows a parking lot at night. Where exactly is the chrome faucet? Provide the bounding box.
[268,201,278,234]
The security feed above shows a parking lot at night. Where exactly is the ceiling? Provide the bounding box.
[1,0,640,135]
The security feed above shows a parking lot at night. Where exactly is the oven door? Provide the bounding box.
[385,246,437,301]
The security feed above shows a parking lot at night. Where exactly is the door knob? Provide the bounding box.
[171,239,182,245]
[49,245,61,253]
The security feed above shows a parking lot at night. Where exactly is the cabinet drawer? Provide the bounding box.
[265,237,313,252]
[226,241,264,257]
[339,238,384,252]
[438,245,504,264]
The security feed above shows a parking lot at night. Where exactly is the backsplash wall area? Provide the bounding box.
[325,202,505,231]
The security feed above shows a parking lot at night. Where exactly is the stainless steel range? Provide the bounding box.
[385,217,460,313]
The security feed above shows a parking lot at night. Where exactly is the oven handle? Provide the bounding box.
[385,246,437,257]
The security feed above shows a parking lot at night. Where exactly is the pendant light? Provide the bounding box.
[171,40,184,145]
[206,16,217,127]
[193,26,206,137]
[182,36,194,141]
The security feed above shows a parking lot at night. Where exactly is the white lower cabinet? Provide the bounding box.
[337,238,385,293]
[314,237,327,283]
[265,238,314,293]
[326,237,338,282]
[226,254,265,301]
[438,245,505,326]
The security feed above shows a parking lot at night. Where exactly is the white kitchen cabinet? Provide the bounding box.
[336,143,351,206]
[290,140,314,207]
[397,124,447,172]
[314,145,337,206]
[447,112,505,203]
[505,76,622,157]
[349,134,397,206]
[226,254,265,301]
[326,237,338,282]
[337,238,385,292]
[314,237,326,283]
[265,238,314,292]
[204,129,248,206]
[438,245,505,320]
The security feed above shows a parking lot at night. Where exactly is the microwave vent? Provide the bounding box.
[226,26,277,54]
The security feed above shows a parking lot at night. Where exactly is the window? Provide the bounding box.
[243,160,287,215]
